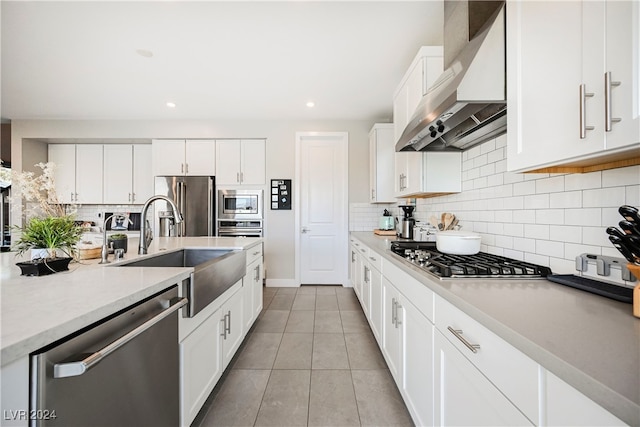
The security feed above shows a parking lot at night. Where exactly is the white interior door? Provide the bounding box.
[296,132,348,285]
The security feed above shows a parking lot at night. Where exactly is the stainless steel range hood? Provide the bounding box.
[396,2,506,152]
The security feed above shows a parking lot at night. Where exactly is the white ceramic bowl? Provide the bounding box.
[436,230,481,255]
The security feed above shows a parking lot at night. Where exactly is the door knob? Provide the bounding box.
[301,227,310,233]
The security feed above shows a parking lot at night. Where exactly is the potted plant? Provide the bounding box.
[108,233,128,253]
[2,162,83,275]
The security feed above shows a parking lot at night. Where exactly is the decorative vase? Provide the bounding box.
[16,257,72,276]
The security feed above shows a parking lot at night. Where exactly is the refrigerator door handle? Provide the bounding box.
[208,179,213,236]
[178,181,187,237]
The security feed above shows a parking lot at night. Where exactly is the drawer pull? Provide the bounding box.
[447,326,480,354]
[369,256,376,261]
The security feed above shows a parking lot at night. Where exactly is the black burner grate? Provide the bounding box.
[390,241,552,278]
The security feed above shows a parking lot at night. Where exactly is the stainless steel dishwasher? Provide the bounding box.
[30,286,187,427]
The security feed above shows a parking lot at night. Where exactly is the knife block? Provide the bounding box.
[628,264,640,318]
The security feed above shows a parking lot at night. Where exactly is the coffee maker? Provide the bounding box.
[398,205,415,239]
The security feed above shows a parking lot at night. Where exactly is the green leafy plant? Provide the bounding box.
[108,233,128,240]
[13,216,83,258]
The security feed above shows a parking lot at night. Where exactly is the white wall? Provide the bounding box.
[350,134,640,275]
[11,118,373,282]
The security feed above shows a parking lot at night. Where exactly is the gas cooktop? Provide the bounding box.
[390,241,552,279]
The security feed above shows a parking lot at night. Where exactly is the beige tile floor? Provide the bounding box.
[193,286,413,427]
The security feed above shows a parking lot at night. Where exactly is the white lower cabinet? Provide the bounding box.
[180,280,244,427]
[243,244,264,332]
[220,283,244,368]
[350,242,363,300]
[433,329,533,426]
[181,306,223,427]
[544,370,626,426]
[368,258,383,344]
[0,357,29,427]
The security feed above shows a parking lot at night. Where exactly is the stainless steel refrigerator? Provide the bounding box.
[154,176,215,237]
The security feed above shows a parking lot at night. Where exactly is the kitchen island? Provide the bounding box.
[0,236,262,427]
[351,232,639,426]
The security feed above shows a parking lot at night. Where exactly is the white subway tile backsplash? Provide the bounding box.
[626,185,640,206]
[523,194,549,209]
[565,170,601,191]
[602,165,640,188]
[513,237,536,253]
[352,137,639,274]
[513,180,536,196]
[525,224,549,240]
[536,239,564,258]
[582,226,610,247]
[536,209,565,225]
[583,187,626,208]
[549,191,582,208]
[535,176,565,194]
[549,225,581,243]
[565,208,602,226]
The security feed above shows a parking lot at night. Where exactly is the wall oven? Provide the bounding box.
[217,189,263,237]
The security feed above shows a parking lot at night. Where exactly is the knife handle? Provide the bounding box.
[609,235,637,263]
[619,205,640,224]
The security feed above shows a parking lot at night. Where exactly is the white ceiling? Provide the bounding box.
[1,1,444,123]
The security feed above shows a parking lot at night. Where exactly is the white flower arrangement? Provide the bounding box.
[0,162,77,219]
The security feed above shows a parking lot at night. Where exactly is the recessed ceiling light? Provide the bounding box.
[136,49,154,58]
[306,101,315,108]
[166,102,176,108]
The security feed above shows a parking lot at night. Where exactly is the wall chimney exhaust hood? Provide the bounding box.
[396,2,506,152]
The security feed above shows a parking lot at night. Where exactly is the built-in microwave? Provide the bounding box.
[217,189,263,220]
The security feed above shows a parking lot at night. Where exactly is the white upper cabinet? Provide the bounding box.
[393,46,444,144]
[216,139,265,186]
[152,139,216,176]
[507,0,640,172]
[103,144,153,204]
[48,144,103,204]
[395,151,462,198]
[369,124,395,203]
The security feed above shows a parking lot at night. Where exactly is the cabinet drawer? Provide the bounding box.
[382,258,434,322]
[434,295,539,424]
[366,248,383,272]
[246,243,263,266]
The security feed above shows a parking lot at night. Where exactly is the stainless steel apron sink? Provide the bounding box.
[118,249,246,317]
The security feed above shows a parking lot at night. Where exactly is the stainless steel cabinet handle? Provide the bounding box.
[579,84,595,139]
[369,256,376,262]
[605,71,621,131]
[220,317,227,338]
[128,193,132,202]
[371,189,375,200]
[254,265,260,282]
[185,163,189,174]
[181,163,184,174]
[253,251,260,256]
[391,298,397,326]
[70,192,74,202]
[54,297,188,378]
[447,326,480,354]
[364,266,370,283]
[351,251,356,263]
[395,302,402,327]
[240,172,244,183]
[226,311,231,336]
[237,172,240,183]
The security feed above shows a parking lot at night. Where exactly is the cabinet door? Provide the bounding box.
[369,264,383,345]
[369,125,395,203]
[152,139,185,176]
[506,1,600,172]
[103,145,133,204]
[243,258,262,331]
[215,140,242,185]
[400,296,434,427]
[434,330,533,426]
[361,261,371,318]
[75,144,103,204]
[382,277,402,382]
[132,144,153,203]
[221,283,244,368]
[48,144,76,204]
[544,370,626,426]
[185,140,215,176]
[240,139,265,185]
[604,1,640,149]
[180,310,223,427]
[403,152,423,196]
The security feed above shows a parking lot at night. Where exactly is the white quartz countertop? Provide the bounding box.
[0,236,262,365]
[351,232,640,426]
